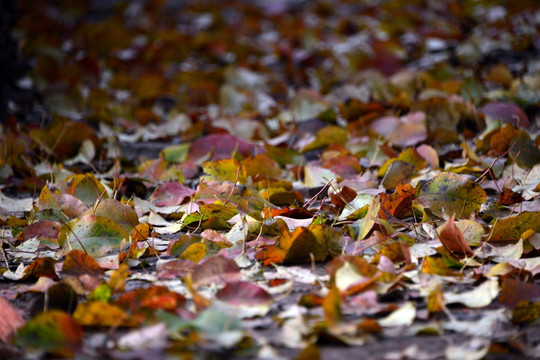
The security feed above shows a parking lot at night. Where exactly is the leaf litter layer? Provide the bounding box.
[1,0,540,358]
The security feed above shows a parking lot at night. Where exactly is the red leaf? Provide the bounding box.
[480,102,529,128]
[216,281,272,305]
[188,134,264,161]
[17,220,61,242]
[149,181,195,206]
[190,255,242,287]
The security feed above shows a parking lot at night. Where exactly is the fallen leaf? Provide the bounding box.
[379,184,415,219]
[444,279,499,308]
[15,310,83,358]
[349,197,381,240]
[512,300,540,324]
[490,212,540,242]
[378,302,416,327]
[480,101,529,128]
[0,297,25,342]
[67,173,108,207]
[91,199,139,234]
[149,181,195,206]
[415,172,487,219]
[62,249,105,278]
[217,281,272,306]
[437,216,474,256]
[73,301,135,327]
[498,277,540,307]
[191,255,242,287]
[37,186,89,218]
[58,214,130,257]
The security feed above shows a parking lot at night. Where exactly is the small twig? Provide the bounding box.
[92,188,108,213]
[57,218,88,256]
[1,229,10,271]
[224,166,241,206]
[304,179,333,209]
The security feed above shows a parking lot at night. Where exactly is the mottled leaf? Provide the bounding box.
[415,172,486,219]
[58,214,130,257]
[491,212,540,242]
[15,310,82,358]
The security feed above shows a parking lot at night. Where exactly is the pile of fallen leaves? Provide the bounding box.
[1,0,540,358]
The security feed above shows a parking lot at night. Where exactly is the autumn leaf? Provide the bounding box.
[67,173,108,207]
[62,249,105,278]
[15,310,83,358]
[256,224,341,265]
[415,172,487,219]
[202,158,245,183]
[5,1,540,358]
[191,255,243,287]
[0,297,25,342]
[149,181,194,206]
[38,186,88,219]
[349,197,381,240]
[73,301,136,327]
[323,287,342,328]
[216,281,272,306]
[437,216,474,256]
[91,198,139,234]
[379,183,415,219]
[58,214,130,257]
[490,212,540,242]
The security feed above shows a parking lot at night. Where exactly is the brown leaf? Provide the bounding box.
[499,277,540,307]
[25,257,59,281]
[62,249,105,278]
[330,185,357,211]
[499,187,524,206]
[437,216,474,256]
[323,287,342,328]
[17,220,61,243]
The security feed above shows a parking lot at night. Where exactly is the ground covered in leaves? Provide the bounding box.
[2,0,540,359]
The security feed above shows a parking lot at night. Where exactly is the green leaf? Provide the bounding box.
[68,173,108,207]
[161,143,190,163]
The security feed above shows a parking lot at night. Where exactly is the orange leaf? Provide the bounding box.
[116,286,186,313]
[254,246,287,266]
[323,287,342,328]
[241,154,282,181]
[379,184,415,219]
